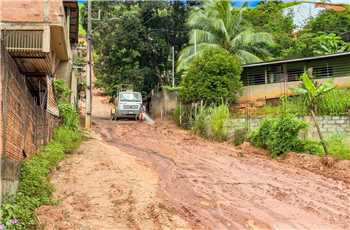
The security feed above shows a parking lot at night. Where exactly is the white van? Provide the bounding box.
[112,91,142,120]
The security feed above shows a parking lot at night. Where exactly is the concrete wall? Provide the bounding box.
[150,89,178,118]
[229,116,350,140]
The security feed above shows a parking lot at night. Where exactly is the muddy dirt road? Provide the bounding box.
[38,91,350,230]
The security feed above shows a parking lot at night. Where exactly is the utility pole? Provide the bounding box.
[86,0,92,129]
[172,46,175,87]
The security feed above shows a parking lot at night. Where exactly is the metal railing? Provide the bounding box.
[2,30,44,58]
[242,61,350,86]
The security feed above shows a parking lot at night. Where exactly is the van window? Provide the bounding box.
[119,92,142,102]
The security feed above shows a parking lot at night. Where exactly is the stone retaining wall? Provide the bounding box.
[230,116,350,139]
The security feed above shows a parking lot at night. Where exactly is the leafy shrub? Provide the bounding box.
[250,118,276,149]
[250,115,308,157]
[269,115,308,156]
[233,128,248,146]
[302,140,324,155]
[58,102,80,130]
[53,80,70,100]
[0,127,82,229]
[179,49,242,105]
[54,79,80,130]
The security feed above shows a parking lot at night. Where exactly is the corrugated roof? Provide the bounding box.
[243,52,350,68]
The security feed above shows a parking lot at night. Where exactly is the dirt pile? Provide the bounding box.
[239,142,350,184]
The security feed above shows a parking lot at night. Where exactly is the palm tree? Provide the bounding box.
[177,0,275,71]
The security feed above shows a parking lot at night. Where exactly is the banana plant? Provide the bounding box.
[293,71,335,155]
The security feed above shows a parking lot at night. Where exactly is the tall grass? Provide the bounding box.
[305,133,350,160]
[249,88,350,117]
[208,105,230,140]
[192,105,230,141]
[317,89,350,115]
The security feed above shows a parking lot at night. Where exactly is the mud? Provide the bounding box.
[37,90,350,229]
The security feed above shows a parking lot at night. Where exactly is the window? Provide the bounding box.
[313,66,333,79]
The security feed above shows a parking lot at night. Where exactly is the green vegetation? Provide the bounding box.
[246,88,350,118]
[172,104,194,129]
[193,104,230,141]
[179,49,242,105]
[326,134,350,160]
[305,6,350,36]
[250,115,307,157]
[81,1,193,97]
[53,80,70,99]
[242,1,295,57]
[303,134,350,160]
[58,102,80,130]
[294,72,335,154]
[54,80,80,130]
[78,3,87,36]
[283,32,350,58]
[177,0,275,71]
[0,127,82,229]
[283,6,350,58]
[1,80,82,229]
[233,128,248,146]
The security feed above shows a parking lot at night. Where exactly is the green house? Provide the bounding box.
[240,52,350,103]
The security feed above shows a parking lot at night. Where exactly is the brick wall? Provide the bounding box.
[0,0,65,24]
[1,46,59,200]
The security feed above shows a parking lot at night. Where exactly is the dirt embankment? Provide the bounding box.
[37,90,350,229]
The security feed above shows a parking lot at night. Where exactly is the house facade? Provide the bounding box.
[240,52,350,103]
[0,0,79,202]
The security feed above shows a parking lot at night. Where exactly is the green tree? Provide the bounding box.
[81,1,192,96]
[282,32,318,58]
[177,0,275,71]
[179,49,242,105]
[283,32,350,58]
[312,33,349,55]
[242,1,295,57]
[293,72,335,155]
[305,6,350,36]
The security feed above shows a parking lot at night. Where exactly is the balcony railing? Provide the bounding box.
[3,30,44,57]
[242,61,350,86]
